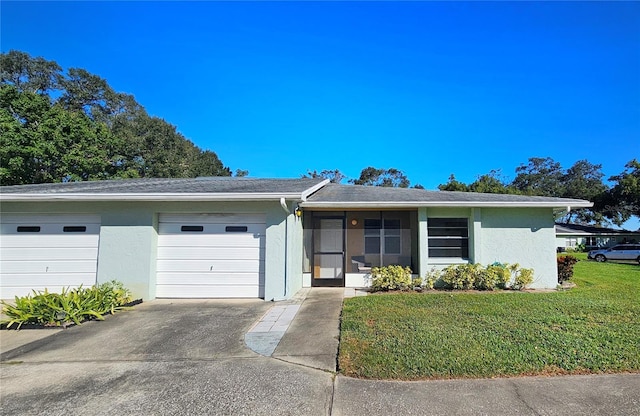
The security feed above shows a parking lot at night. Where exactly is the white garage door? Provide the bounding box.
[157,214,266,298]
[0,215,101,299]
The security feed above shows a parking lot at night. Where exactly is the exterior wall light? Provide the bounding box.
[295,207,302,217]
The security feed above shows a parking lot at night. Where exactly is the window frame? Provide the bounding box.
[427,217,469,259]
[363,218,402,256]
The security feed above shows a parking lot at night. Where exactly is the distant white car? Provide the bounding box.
[588,244,640,264]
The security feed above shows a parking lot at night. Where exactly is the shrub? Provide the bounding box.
[441,264,481,290]
[371,265,413,292]
[513,267,534,290]
[1,280,133,329]
[426,263,534,291]
[476,264,510,290]
[423,268,439,290]
[488,264,512,289]
[557,255,578,284]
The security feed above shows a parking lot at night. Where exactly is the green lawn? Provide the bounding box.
[338,256,640,380]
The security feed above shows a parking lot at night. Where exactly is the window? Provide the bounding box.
[364,218,401,255]
[364,219,381,254]
[428,218,469,258]
[585,237,597,246]
[17,226,40,232]
[225,226,248,232]
[63,226,87,232]
[181,225,204,232]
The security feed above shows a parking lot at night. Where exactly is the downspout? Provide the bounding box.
[280,197,290,299]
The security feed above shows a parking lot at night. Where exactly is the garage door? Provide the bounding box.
[0,215,101,299]
[156,214,266,298]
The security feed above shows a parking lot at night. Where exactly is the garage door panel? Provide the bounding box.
[1,260,98,274]
[1,285,97,300]
[0,274,97,289]
[157,273,259,286]
[1,247,99,261]
[156,284,260,298]
[158,223,266,235]
[1,223,100,235]
[157,246,264,261]
[1,235,100,248]
[159,214,265,224]
[157,234,263,248]
[157,259,263,273]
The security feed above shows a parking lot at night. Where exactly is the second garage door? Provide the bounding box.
[156,214,266,298]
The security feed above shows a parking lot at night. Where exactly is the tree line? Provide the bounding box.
[0,50,235,185]
[2,51,636,227]
[303,158,640,227]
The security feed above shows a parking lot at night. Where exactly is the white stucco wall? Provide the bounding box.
[477,208,558,289]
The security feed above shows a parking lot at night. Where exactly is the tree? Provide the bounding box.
[1,50,233,184]
[597,159,640,226]
[0,85,120,184]
[303,169,346,184]
[0,50,61,94]
[560,160,608,224]
[438,174,469,192]
[468,169,514,194]
[349,167,410,188]
[512,157,564,197]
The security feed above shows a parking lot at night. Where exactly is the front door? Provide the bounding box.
[312,217,344,287]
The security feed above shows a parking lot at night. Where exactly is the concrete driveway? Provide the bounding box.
[1,291,639,416]
[0,299,334,415]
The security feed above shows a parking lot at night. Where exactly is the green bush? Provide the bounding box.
[486,264,511,289]
[423,267,439,290]
[514,267,534,290]
[425,263,534,291]
[371,265,413,292]
[1,280,133,329]
[557,255,578,284]
[441,264,480,290]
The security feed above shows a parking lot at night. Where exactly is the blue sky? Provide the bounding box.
[2,1,639,223]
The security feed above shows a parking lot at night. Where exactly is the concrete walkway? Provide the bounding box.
[245,287,346,372]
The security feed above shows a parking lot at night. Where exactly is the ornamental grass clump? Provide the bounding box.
[1,280,133,329]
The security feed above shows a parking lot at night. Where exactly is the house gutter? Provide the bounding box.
[279,197,291,301]
[299,201,593,209]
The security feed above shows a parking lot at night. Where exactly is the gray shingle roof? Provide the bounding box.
[0,179,593,208]
[1,177,326,195]
[301,184,592,208]
[555,222,639,235]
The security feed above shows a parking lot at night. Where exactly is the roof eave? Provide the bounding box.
[0,192,306,202]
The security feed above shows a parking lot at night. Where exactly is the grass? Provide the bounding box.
[338,255,640,380]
